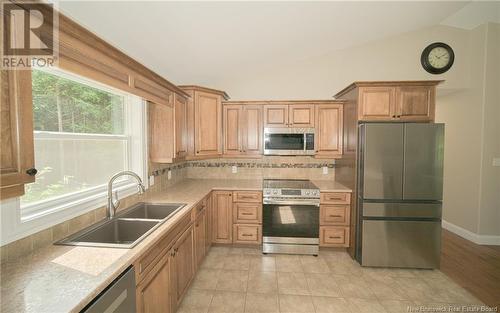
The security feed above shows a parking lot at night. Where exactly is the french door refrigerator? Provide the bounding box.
[356,123,444,269]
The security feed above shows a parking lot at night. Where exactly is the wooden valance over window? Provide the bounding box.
[12,1,188,106]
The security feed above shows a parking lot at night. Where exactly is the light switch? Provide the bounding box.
[322,166,328,175]
[493,158,500,167]
[149,175,155,186]
[167,170,172,180]
[232,166,238,174]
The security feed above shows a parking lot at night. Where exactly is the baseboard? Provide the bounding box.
[442,220,500,245]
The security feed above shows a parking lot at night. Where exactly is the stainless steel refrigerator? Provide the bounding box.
[356,123,444,269]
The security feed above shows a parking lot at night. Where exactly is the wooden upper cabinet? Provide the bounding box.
[264,104,315,128]
[149,101,175,163]
[0,69,35,200]
[174,94,188,159]
[212,191,233,243]
[223,104,262,156]
[180,86,229,159]
[289,104,315,127]
[336,81,441,123]
[358,87,396,121]
[264,105,288,128]
[223,104,243,155]
[315,104,343,158]
[195,91,222,156]
[396,86,435,121]
[243,105,263,155]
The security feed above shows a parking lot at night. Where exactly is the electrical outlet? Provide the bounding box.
[231,166,238,174]
[493,158,500,167]
[322,166,328,175]
[149,175,155,186]
[167,170,172,180]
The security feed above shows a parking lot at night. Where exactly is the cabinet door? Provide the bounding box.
[212,191,233,243]
[289,104,315,127]
[195,91,222,156]
[242,104,263,155]
[150,102,175,163]
[205,193,213,250]
[171,226,195,309]
[136,253,172,313]
[174,94,188,158]
[194,209,206,268]
[396,86,435,122]
[358,87,396,121]
[0,68,35,200]
[264,105,288,128]
[223,104,243,155]
[315,104,343,158]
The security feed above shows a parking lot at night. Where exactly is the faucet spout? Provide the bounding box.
[107,171,146,218]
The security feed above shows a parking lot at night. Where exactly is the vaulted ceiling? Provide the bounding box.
[59,1,470,86]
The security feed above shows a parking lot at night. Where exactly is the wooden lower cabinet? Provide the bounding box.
[319,192,351,248]
[136,252,173,313]
[170,225,195,311]
[233,224,262,244]
[320,226,350,247]
[194,209,206,268]
[205,193,213,251]
[212,191,233,243]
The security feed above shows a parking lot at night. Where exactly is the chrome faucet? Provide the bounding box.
[107,171,146,218]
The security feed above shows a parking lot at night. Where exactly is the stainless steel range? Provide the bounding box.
[262,179,320,255]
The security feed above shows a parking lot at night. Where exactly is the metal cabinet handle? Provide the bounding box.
[328,236,342,239]
[328,215,342,218]
[26,168,37,176]
[241,213,253,216]
[241,234,253,237]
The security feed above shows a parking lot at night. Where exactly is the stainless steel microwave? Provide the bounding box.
[263,127,315,155]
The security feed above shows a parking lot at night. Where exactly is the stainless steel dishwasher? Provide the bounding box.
[81,267,136,313]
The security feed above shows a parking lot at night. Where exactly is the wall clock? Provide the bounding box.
[421,42,455,74]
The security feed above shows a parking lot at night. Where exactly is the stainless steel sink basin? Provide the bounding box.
[119,202,185,220]
[56,202,186,248]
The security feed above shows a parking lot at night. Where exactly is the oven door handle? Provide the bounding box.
[263,199,320,206]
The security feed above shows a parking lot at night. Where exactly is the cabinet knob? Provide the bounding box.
[26,168,37,176]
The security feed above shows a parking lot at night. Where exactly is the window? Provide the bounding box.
[19,68,147,221]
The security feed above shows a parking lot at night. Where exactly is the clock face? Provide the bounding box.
[428,46,450,69]
[421,42,454,74]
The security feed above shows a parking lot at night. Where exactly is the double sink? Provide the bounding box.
[56,202,186,248]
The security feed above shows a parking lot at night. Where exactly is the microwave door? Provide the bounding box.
[264,133,305,155]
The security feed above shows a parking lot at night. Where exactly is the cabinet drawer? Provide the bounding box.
[233,224,262,244]
[135,211,192,284]
[233,202,262,224]
[320,192,351,204]
[232,191,262,203]
[320,205,350,225]
[320,226,349,247]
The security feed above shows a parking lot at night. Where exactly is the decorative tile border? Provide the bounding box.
[151,160,335,176]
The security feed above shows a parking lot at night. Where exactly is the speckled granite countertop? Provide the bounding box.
[0,178,350,313]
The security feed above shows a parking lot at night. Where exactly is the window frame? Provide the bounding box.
[0,68,148,245]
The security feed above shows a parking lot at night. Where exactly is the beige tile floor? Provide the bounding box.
[177,246,485,313]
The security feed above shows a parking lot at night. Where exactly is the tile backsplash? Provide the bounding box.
[185,156,335,180]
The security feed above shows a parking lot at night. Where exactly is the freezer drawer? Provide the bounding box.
[361,220,441,268]
[362,202,442,219]
[403,123,444,200]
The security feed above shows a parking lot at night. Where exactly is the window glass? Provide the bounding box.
[21,69,130,205]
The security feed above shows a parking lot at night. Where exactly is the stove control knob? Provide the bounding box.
[273,190,279,195]
[305,190,310,196]
[264,190,270,195]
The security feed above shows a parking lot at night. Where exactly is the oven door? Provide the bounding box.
[262,200,320,241]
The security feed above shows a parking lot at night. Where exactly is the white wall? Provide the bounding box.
[211,23,500,241]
